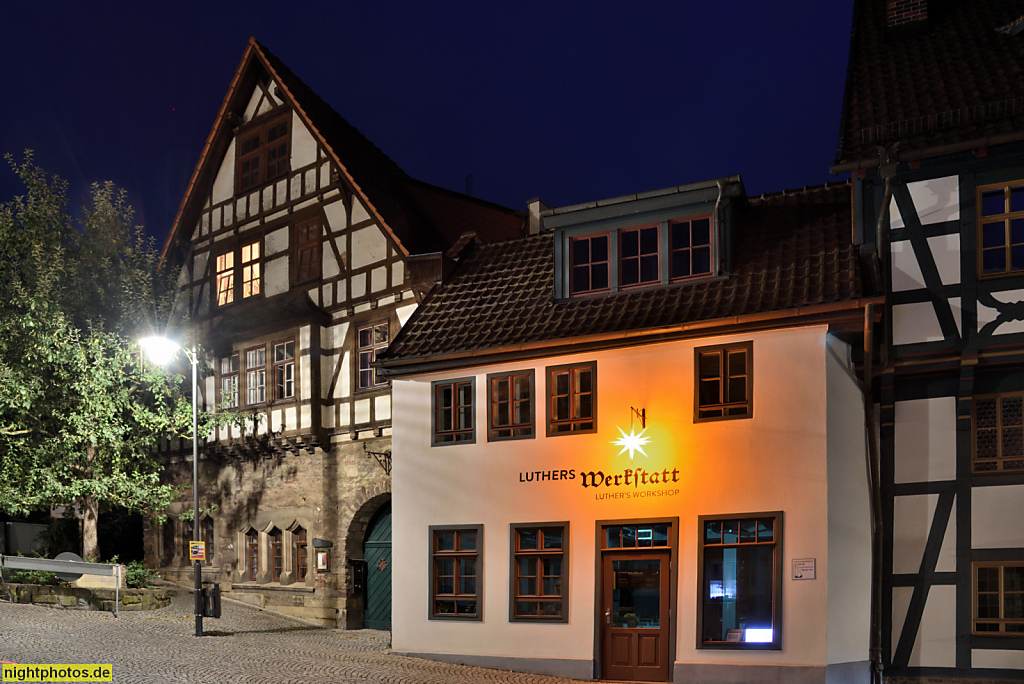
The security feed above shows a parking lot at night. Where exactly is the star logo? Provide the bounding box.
[611,425,651,460]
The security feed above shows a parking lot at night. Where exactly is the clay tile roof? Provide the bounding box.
[837,0,1024,165]
[383,182,865,365]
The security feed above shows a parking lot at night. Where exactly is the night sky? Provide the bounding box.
[1,2,855,247]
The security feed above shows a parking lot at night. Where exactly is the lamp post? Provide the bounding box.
[139,336,203,637]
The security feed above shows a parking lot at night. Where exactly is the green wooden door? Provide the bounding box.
[363,502,392,630]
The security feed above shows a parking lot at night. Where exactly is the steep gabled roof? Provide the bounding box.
[381,182,875,374]
[835,0,1024,168]
[160,38,522,265]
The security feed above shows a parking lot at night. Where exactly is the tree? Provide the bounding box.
[0,154,209,559]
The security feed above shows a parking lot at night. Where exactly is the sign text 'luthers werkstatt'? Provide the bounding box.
[518,467,681,500]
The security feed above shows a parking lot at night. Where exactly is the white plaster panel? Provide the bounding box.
[193,252,209,285]
[889,195,904,230]
[355,398,370,424]
[891,240,926,292]
[908,585,956,667]
[339,350,351,399]
[304,169,317,195]
[290,175,302,199]
[300,325,310,350]
[284,406,296,432]
[354,301,371,314]
[177,265,190,287]
[200,213,209,237]
[243,87,262,122]
[308,288,320,306]
[264,226,288,256]
[337,280,347,303]
[262,186,273,213]
[323,247,340,280]
[893,398,957,484]
[949,297,961,337]
[927,234,960,285]
[938,500,956,573]
[391,261,405,288]
[338,400,350,427]
[351,226,387,270]
[323,197,347,233]
[210,139,236,204]
[223,203,233,227]
[351,197,370,224]
[371,266,387,292]
[300,404,310,430]
[396,303,418,327]
[973,485,1024,548]
[322,284,333,308]
[909,176,960,225]
[290,111,317,168]
[893,302,944,345]
[375,395,392,421]
[893,494,937,574]
[322,405,335,429]
[973,649,1024,669]
[978,289,1024,334]
[264,256,288,297]
[351,274,367,300]
[235,198,247,222]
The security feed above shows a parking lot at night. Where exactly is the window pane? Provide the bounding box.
[591,235,608,263]
[983,222,1007,249]
[516,601,538,616]
[459,530,477,551]
[436,532,454,551]
[592,263,609,290]
[1012,187,1024,213]
[728,378,747,403]
[699,352,721,379]
[1006,566,1024,592]
[606,526,621,548]
[702,546,775,643]
[757,518,774,542]
[693,246,711,274]
[640,226,659,253]
[518,529,538,550]
[692,218,711,246]
[672,222,691,248]
[621,231,639,258]
[543,528,562,549]
[983,248,1006,273]
[740,519,757,543]
[982,190,1006,216]
[722,520,739,544]
[639,254,659,282]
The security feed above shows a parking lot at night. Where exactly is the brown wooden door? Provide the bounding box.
[601,550,671,682]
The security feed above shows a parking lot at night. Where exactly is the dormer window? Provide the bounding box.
[570,234,609,295]
[236,113,290,194]
[620,225,660,287]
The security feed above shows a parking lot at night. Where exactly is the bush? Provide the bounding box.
[124,560,157,589]
[7,569,62,585]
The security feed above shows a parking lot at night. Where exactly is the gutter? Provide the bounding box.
[831,130,1024,174]
[380,297,883,378]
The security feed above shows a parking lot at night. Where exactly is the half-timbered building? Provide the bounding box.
[145,37,523,628]
[834,0,1024,679]
[380,178,881,683]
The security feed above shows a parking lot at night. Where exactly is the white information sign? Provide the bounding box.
[792,558,816,580]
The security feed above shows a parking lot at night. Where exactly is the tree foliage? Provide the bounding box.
[0,153,209,546]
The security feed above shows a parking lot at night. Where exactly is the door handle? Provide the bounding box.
[605,609,611,625]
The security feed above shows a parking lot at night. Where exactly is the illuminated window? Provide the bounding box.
[270,528,283,581]
[697,512,782,649]
[570,234,610,295]
[974,562,1024,634]
[293,219,321,285]
[294,527,308,581]
[978,180,1024,277]
[432,378,475,445]
[430,525,481,620]
[357,322,389,389]
[246,529,259,581]
[620,225,660,287]
[695,342,752,421]
[973,392,1024,473]
[511,524,567,621]
[547,361,596,435]
[670,216,713,280]
[246,346,266,405]
[274,341,295,400]
[220,354,239,409]
[487,370,534,441]
[214,240,261,306]
[236,114,290,193]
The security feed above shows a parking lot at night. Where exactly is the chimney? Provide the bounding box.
[887,0,927,28]
[527,197,549,235]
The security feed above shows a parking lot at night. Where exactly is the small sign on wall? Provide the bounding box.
[792,558,816,580]
[316,550,330,572]
[189,541,206,561]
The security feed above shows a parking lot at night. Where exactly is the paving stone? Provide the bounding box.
[0,586,584,683]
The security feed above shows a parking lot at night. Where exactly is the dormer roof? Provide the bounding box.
[160,38,522,267]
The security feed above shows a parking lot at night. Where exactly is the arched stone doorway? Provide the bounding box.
[363,501,391,630]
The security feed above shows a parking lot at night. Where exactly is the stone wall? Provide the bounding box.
[7,584,171,611]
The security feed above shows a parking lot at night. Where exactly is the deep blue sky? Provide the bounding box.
[1,2,854,247]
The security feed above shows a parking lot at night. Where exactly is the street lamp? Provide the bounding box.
[139,335,203,637]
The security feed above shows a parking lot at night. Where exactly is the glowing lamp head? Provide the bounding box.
[612,425,651,460]
[139,336,181,366]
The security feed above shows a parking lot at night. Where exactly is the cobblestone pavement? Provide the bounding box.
[0,587,586,683]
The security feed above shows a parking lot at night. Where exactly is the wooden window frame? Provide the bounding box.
[569,233,611,296]
[201,517,214,566]
[619,224,661,288]
[270,528,284,582]
[429,524,482,621]
[509,522,568,622]
[487,370,535,441]
[546,361,597,436]
[213,239,262,308]
[246,529,259,581]
[696,511,783,650]
[977,179,1024,278]
[245,345,267,406]
[670,215,714,281]
[432,378,476,446]
[220,353,239,409]
[235,113,291,194]
[694,342,753,422]
[357,322,390,391]
[273,339,296,402]
[973,561,1024,635]
[292,218,322,286]
[972,391,1024,473]
[294,527,308,582]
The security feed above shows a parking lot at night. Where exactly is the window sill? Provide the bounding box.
[230,582,314,593]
